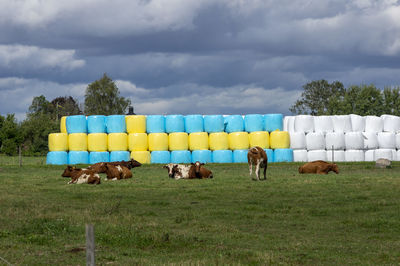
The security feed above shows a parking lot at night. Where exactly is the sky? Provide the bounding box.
[1,0,400,121]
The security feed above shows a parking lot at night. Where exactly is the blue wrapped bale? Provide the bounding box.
[151,151,171,164]
[87,115,106,133]
[165,115,185,133]
[244,114,264,132]
[171,150,191,164]
[212,150,233,163]
[224,115,244,133]
[46,151,68,165]
[66,115,87,133]
[264,149,274,163]
[106,115,126,133]
[233,149,248,163]
[89,151,110,164]
[274,148,293,162]
[184,114,204,133]
[204,115,224,133]
[264,114,283,132]
[146,115,165,133]
[110,151,130,162]
[68,151,89,165]
[192,150,212,163]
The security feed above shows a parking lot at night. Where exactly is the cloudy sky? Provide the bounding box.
[1,0,400,120]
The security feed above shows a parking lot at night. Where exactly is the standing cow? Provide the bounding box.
[247,146,268,181]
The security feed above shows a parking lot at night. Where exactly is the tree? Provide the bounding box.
[0,114,23,155]
[84,74,131,115]
[342,85,384,116]
[382,86,400,116]
[51,96,82,120]
[28,95,53,116]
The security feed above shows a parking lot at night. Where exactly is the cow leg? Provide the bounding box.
[255,161,260,181]
[263,165,267,180]
[248,159,253,176]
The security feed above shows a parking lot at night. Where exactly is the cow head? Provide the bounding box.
[129,159,142,168]
[192,161,204,175]
[61,165,76,177]
[330,163,339,174]
[163,164,175,178]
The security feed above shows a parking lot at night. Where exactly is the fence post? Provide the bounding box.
[331,145,334,163]
[86,224,95,266]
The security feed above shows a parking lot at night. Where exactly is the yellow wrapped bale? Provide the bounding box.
[48,133,68,151]
[128,133,148,151]
[108,133,128,151]
[88,133,108,152]
[189,132,209,150]
[169,132,188,151]
[68,133,87,151]
[270,130,290,149]
[126,115,146,133]
[148,133,168,151]
[60,116,67,133]
[209,132,229,151]
[228,132,249,150]
[249,131,270,149]
[131,151,151,164]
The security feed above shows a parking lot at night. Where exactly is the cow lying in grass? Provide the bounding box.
[247,146,268,181]
[61,166,101,184]
[189,161,213,179]
[88,159,141,173]
[163,162,213,180]
[298,160,339,174]
[103,163,132,180]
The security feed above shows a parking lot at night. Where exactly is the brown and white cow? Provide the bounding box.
[88,159,141,173]
[298,160,339,174]
[247,146,268,181]
[104,163,133,180]
[163,163,191,180]
[189,161,213,179]
[61,166,101,184]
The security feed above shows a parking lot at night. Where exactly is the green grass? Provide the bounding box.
[0,159,400,265]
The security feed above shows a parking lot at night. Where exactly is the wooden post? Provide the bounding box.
[331,145,334,163]
[19,145,22,167]
[86,224,95,266]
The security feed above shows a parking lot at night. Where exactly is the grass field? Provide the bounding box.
[0,157,400,265]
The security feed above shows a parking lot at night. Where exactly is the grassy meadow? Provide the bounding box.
[0,156,400,265]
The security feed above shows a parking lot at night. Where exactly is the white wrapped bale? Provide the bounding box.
[364,150,375,162]
[283,116,295,132]
[345,150,365,162]
[377,132,396,149]
[293,150,308,162]
[290,132,306,150]
[350,114,365,132]
[374,149,394,161]
[345,132,364,150]
[325,132,345,150]
[294,115,314,133]
[396,133,400,149]
[365,116,383,133]
[393,150,397,161]
[306,132,325,150]
[396,150,400,161]
[332,115,352,133]
[307,150,327,162]
[314,116,333,133]
[362,132,378,149]
[382,115,400,132]
[326,150,345,162]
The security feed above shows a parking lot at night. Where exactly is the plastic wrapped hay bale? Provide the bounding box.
[289,132,306,150]
[110,151,130,162]
[244,114,264,132]
[382,115,400,132]
[209,132,229,150]
[270,131,290,149]
[88,133,108,152]
[364,150,375,162]
[374,149,393,161]
[171,150,191,164]
[150,151,170,164]
[228,132,249,150]
[233,149,248,163]
[184,115,204,133]
[325,132,345,150]
[68,133,88,151]
[148,133,168,151]
[294,115,314,133]
[306,132,325,150]
[283,116,295,132]
[89,151,109,164]
[192,150,212,163]
[293,150,308,162]
[362,132,378,149]
[146,115,165,133]
[332,115,352,133]
[204,115,225,133]
[165,115,185,133]
[87,115,106,133]
[66,115,87,133]
[108,133,128,151]
[326,150,345,162]
[345,150,364,162]
[48,133,68,151]
[314,116,333,133]
[224,115,244,133]
[249,131,269,149]
[106,115,126,133]
[128,133,148,151]
[396,150,400,161]
[169,132,189,151]
[126,115,146,133]
[68,151,89,165]
[396,133,400,149]
[274,149,293,162]
[46,151,68,165]
[60,116,67,133]
[365,116,383,133]
[350,114,365,132]
[264,114,283,132]
[378,132,396,149]
[130,151,151,164]
[212,150,233,163]
[188,132,209,150]
[345,132,364,150]
[265,149,274,163]
[307,150,327,162]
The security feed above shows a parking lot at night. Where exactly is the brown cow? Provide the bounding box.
[188,161,213,179]
[104,163,133,180]
[88,159,141,173]
[298,160,339,174]
[61,166,101,184]
[247,146,268,181]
